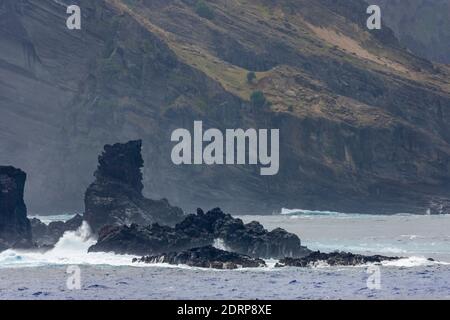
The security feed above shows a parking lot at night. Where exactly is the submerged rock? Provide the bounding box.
[84,140,184,233]
[133,246,266,269]
[275,251,400,268]
[428,197,450,215]
[0,166,32,250]
[89,208,310,259]
[30,214,83,247]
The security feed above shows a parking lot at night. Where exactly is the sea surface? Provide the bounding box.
[1,210,450,300]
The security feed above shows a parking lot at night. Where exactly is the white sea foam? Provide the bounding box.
[28,214,77,225]
[0,222,138,268]
[2,213,450,269]
[213,238,231,251]
[382,256,450,267]
[310,243,409,255]
[280,208,346,216]
[279,208,423,218]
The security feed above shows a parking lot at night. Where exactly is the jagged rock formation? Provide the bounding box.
[84,140,184,232]
[133,246,266,269]
[0,166,32,250]
[88,223,209,256]
[276,251,400,268]
[30,214,83,247]
[89,208,310,258]
[177,208,310,258]
[1,0,450,215]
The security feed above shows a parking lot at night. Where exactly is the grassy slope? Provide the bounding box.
[96,0,450,213]
[107,0,450,125]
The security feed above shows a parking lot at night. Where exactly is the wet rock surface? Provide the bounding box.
[0,166,32,250]
[88,222,208,256]
[30,214,83,247]
[276,251,400,268]
[89,208,310,259]
[83,140,184,233]
[133,246,266,269]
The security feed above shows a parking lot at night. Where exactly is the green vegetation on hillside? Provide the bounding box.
[247,71,256,83]
[195,0,214,20]
[250,91,267,108]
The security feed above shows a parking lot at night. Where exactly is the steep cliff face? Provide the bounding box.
[0,0,108,213]
[0,166,32,249]
[373,0,450,64]
[1,0,450,215]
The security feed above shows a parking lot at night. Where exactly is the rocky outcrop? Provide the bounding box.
[133,246,266,269]
[89,208,310,258]
[30,214,83,247]
[176,208,310,258]
[88,223,206,256]
[84,140,184,233]
[276,251,400,268]
[0,166,32,250]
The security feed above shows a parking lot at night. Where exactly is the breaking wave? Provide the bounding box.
[278,208,436,217]
[280,208,347,216]
[382,256,450,268]
[2,214,450,269]
[0,222,138,268]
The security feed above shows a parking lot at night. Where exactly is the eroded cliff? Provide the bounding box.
[1,0,450,214]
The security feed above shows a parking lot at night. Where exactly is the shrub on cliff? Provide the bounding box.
[250,90,268,108]
[195,1,214,20]
[247,71,256,83]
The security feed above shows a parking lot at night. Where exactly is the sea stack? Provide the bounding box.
[0,166,32,250]
[84,140,185,232]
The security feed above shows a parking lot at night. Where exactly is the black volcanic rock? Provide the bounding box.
[89,208,310,259]
[88,223,209,256]
[177,208,310,258]
[84,140,184,232]
[133,246,266,269]
[276,251,400,268]
[96,140,145,193]
[30,214,83,247]
[0,166,32,250]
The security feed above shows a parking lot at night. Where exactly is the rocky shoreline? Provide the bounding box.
[132,245,401,270]
[133,246,267,270]
[276,251,400,268]
[89,207,311,259]
[1,141,405,269]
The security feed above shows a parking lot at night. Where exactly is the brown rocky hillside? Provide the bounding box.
[1,0,449,214]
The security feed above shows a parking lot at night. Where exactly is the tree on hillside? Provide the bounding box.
[195,1,214,20]
[247,71,256,83]
[250,91,268,108]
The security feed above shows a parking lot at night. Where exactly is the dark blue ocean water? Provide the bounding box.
[0,212,449,299]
